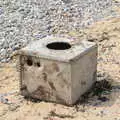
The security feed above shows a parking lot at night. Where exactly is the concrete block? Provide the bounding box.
[17,36,97,105]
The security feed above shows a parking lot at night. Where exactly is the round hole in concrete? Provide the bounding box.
[36,62,40,67]
[46,42,71,50]
[27,58,33,66]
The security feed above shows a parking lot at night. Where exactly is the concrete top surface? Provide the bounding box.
[17,36,97,62]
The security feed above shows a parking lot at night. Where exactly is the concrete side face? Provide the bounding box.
[71,47,97,104]
[19,56,72,105]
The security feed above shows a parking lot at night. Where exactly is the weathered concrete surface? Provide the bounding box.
[17,36,97,105]
[71,48,97,104]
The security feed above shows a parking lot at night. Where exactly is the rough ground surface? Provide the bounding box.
[0,15,120,120]
[0,0,115,62]
[0,0,120,120]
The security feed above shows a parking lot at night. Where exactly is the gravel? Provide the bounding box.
[0,0,118,62]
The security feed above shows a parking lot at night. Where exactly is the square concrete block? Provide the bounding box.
[17,36,97,105]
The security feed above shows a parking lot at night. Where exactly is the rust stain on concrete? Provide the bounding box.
[48,81,56,91]
[31,86,50,100]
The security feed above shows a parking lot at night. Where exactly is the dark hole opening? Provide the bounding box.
[36,62,40,67]
[27,58,33,66]
[46,42,71,50]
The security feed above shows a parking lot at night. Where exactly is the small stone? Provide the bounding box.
[0,8,3,15]
[0,16,4,24]
[98,97,109,102]
[8,104,20,111]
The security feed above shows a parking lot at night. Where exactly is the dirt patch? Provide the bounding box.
[0,17,120,120]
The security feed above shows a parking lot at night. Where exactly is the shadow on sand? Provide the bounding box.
[74,71,120,111]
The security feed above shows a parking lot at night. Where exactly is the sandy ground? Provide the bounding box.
[0,5,120,120]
